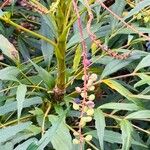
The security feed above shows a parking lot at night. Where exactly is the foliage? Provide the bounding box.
[0,0,150,150]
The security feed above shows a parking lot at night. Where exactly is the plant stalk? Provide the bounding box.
[53,1,71,100]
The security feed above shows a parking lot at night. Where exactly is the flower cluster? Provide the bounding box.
[72,73,98,144]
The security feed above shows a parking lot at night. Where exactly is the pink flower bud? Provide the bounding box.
[75,87,82,93]
[86,101,95,108]
[84,59,91,66]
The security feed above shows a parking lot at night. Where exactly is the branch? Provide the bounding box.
[97,0,150,41]
[0,17,57,47]
[84,0,131,59]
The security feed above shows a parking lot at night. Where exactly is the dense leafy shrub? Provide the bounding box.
[0,0,150,149]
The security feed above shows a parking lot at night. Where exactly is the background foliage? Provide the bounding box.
[0,0,150,150]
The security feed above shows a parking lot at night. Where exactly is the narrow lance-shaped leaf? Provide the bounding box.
[99,102,140,111]
[0,97,42,115]
[94,109,106,150]
[87,130,147,148]
[14,138,38,150]
[110,0,126,29]
[30,61,55,89]
[72,45,82,71]
[118,26,150,35]
[134,54,150,72]
[101,59,132,79]
[41,15,54,65]
[27,142,39,150]
[103,79,132,98]
[17,84,27,120]
[67,24,110,48]
[37,115,72,150]
[0,66,19,81]
[120,120,133,150]
[0,122,32,143]
[103,79,143,106]
[134,73,150,88]
[17,37,30,61]
[130,94,150,100]
[125,0,150,20]
[125,110,150,120]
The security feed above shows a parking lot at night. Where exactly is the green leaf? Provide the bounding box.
[72,45,82,71]
[103,79,143,106]
[10,132,37,147]
[125,110,150,120]
[0,34,20,63]
[0,66,19,81]
[16,84,27,119]
[41,16,54,65]
[72,144,81,150]
[110,0,126,30]
[120,120,133,150]
[101,59,132,79]
[125,0,150,19]
[134,78,150,88]
[0,142,13,150]
[134,73,150,88]
[99,103,140,111]
[134,77,150,88]
[0,97,42,115]
[94,109,106,150]
[41,14,57,38]
[31,61,55,89]
[27,142,39,150]
[14,138,38,150]
[67,24,110,48]
[0,122,31,143]
[17,37,30,61]
[37,115,72,150]
[134,55,150,72]
[118,26,150,35]
[88,130,147,148]
[130,94,150,100]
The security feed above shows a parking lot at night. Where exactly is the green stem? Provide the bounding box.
[54,2,68,93]
[56,48,66,90]
[0,115,33,128]
[0,17,56,47]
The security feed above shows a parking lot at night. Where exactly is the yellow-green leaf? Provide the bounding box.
[103,79,143,106]
[72,45,82,71]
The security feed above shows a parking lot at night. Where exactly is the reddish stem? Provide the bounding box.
[97,0,150,41]
[0,0,11,9]
[84,0,131,60]
[73,0,89,149]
